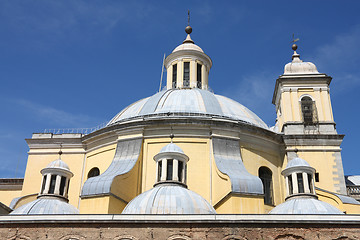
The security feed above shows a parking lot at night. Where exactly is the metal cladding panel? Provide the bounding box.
[215,95,268,129]
[81,138,142,196]
[138,90,168,115]
[212,137,263,195]
[155,89,205,113]
[10,198,79,215]
[269,197,344,214]
[198,89,223,115]
[122,185,216,214]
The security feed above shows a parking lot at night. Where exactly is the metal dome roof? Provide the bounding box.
[269,196,344,214]
[173,42,204,53]
[159,143,185,154]
[122,184,216,214]
[108,88,268,129]
[45,159,70,171]
[10,197,79,215]
[285,157,311,169]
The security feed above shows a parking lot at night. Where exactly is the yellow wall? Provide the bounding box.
[215,194,264,214]
[297,151,340,193]
[0,189,22,207]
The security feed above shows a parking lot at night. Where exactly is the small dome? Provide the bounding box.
[122,184,216,214]
[45,159,70,171]
[284,52,319,74]
[10,197,79,215]
[285,157,311,169]
[159,143,185,154]
[173,42,204,53]
[269,196,344,214]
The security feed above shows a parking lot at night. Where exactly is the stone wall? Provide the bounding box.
[1,222,360,240]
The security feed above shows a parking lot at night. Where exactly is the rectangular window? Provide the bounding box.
[48,175,57,194]
[288,176,293,195]
[183,62,190,87]
[41,175,47,194]
[166,159,173,180]
[178,161,183,182]
[66,179,70,195]
[197,64,202,88]
[315,172,320,182]
[59,176,67,196]
[158,161,162,181]
[307,173,313,193]
[297,173,304,193]
[172,64,177,88]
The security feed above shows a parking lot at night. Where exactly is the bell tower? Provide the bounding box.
[272,43,346,195]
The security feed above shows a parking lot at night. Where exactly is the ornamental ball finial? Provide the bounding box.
[292,43,298,51]
[185,25,192,34]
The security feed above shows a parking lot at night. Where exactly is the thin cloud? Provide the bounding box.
[12,99,99,127]
[312,25,360,92]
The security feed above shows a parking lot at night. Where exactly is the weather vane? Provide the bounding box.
[188,10,190,26]
[291,33,299,44]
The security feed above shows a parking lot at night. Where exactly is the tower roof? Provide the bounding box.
[284,44,319,75]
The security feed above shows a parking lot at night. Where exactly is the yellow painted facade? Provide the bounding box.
[1,31,360,216]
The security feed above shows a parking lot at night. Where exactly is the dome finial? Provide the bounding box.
[58,143,63,159]
[183,10,194,44]
[290,34,300,60]
[185,10,192,34]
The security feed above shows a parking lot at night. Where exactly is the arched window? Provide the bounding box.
[87,167,100,179]
[259,167,273,205]
[301,96,317,124]
[172,64,177,88]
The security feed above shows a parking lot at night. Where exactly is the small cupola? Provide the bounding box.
[164,23,212,90]
[269,153,343,214]
[153,135,189,187]
[282,155,316,200]
[38,150,73,200]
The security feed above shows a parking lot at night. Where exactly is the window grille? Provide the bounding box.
[172,64,177,88]
[183,62,190,87]
[197,64,202,88]
[301,97,318,124]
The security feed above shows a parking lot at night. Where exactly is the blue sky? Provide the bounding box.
[1,1,360,177]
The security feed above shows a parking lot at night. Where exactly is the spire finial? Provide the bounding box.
[170,127,174,143]
[291,33,299,51]
[58,143,63,159]
[185,10,192,35]
[294,148,299,157]
[290,34,301,61]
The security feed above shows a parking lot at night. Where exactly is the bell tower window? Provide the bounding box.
[172,64,177,88]
[197,63,202,88]
[259,167,273,205]
[301,96,317,124]
[183,62,190,87]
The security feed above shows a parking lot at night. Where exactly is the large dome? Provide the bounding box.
[122,184,216,214]
[108,88,268,129]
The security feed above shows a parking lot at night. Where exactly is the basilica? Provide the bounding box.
[0,24,360,239]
